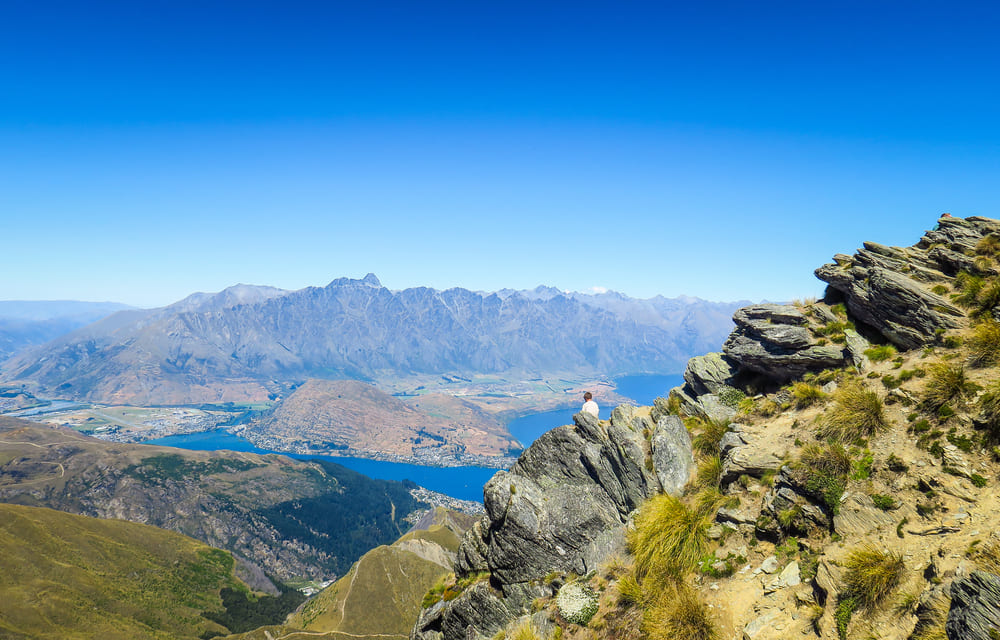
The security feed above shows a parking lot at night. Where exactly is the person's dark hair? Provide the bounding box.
[584,391,593,401]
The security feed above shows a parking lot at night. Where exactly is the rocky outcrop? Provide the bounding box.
[813,218,998,349]
[413,407,693,639]
[946,570,1000,640]
[722,304,849,382]
[683,352,740,396]
[756,467,832,539]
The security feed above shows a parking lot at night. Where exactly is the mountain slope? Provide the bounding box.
[243,379,518,460]
[288,508,476,638]
[0,503,242,640]
[410,214,1000,640]
[0,300,133,362]
[0,276,739,405]
[0,418,428,584]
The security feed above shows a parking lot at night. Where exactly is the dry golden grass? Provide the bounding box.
[819,381,888,442]
[842,544,907,610]
[641,582,719,640]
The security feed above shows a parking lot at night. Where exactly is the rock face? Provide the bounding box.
[673,216,999,422]
[722,304,848,382]
[946,570,1000,640]
[412,407,693,639]
[813,218,1000,349]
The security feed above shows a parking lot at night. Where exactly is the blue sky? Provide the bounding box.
[2,1,998,307]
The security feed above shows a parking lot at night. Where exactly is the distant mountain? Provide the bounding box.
[0,300,133,362]
[0,276,741,405]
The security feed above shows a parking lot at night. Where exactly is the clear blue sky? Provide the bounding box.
[2,1,998,307]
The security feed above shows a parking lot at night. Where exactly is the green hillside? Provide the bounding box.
[227,508,477,640]
[0,503,242,640]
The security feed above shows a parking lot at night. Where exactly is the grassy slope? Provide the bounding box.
[282,508,471,638]
[0,419,427,581]
[0,503,242,640]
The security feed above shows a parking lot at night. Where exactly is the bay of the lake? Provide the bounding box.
[144,430,499,503]
[143,373,683,503]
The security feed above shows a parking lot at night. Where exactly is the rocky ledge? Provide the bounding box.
[411,404,693,639]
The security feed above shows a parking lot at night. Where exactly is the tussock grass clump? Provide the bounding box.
[968,539,1000,574]
[507,619,543,640]
[842,544,907,610]
[835,544,907,638]
[791,382,826,409]
[819,382,888,442]
[629,492,718,582]
[953,271,985,308]
[968,319,1000,367]
[689,418,730,456]
[864,344,897,362]
[976,233,1000,257]
[796,442,851,512]
[978,382,1000,445]
[921,363,977,410]
[695,455,722,490]
[952,270,1000,316]
[641,582,719,640]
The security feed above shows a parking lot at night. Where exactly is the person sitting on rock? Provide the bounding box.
[581,391,599,418]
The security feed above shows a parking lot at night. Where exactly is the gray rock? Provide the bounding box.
[809,304,839,324]
[651,415,696,496]
[943,445,973,478]
[682,352,739,397]
[721,445,783,485]
[724,332,849,381]
[743,610,780,640]
[946,570,1000,640]
[717,505,760,526]
[696,393,737,423]
[440,404,692,638]
[813,560,842,608]
[832,493,896,537]
[718,427,749,458]
[844,329,871,372]
[721,303,850,383]
[765,561,801,593]
[760,555,779,574]
[815,262,963,349]
[411,581,514,640]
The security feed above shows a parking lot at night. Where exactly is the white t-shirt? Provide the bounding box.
[582,400,599,417]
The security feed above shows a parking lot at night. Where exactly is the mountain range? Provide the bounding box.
[0,275,742,406]
[0,300,133,362]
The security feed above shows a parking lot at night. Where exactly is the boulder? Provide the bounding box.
[411,580,515,640]
[815,262,963,350]
[682,352,739,397]
[721,445,783,485]
[832,493,896,537]
[843,329,871,372]
[722,304,848,382]
[651,415,696,496]
[946,570,1000,640]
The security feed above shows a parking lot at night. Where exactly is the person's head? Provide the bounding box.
[584,391,592,401]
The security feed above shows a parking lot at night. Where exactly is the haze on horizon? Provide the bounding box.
[2,1,998,308]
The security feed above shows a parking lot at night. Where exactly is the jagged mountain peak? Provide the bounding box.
[326,273,384,289]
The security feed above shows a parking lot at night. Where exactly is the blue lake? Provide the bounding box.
[144,430,499,503]
[144,373,684,503]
